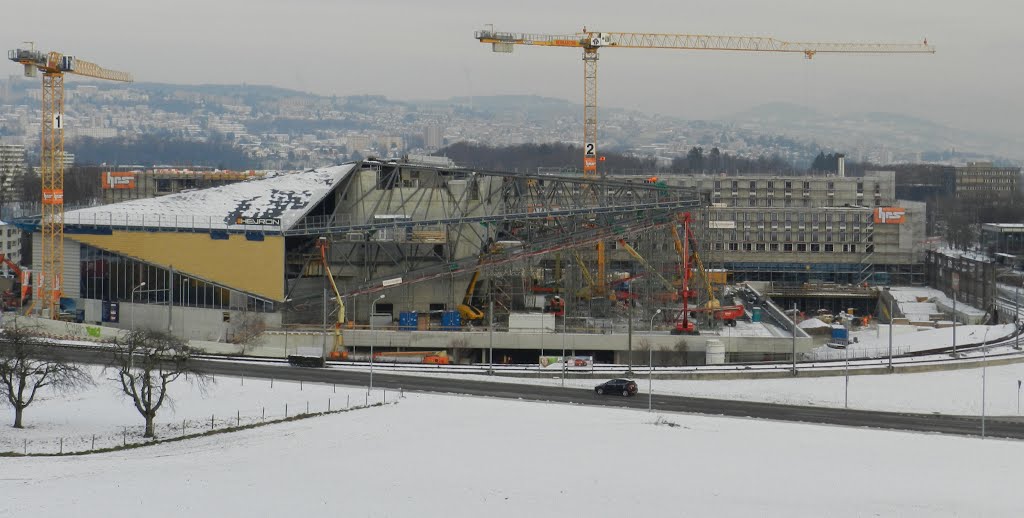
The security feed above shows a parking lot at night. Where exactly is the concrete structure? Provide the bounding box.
[924,248,997,318]
[663,171,927,285]
[20,158,720,363]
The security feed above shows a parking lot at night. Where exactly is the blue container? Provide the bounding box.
[399,311,418,331]
[751,307,762,323]
[441,310,461,330]
[831,327,849,341]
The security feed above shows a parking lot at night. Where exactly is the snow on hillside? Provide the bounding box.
[63,164,355,231]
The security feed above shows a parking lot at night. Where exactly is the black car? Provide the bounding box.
[595,379,638,397]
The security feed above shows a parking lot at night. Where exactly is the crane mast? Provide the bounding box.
[9,46,132,318]
[475,28,934,176]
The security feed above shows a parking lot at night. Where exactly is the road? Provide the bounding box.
[57,346,1024,440]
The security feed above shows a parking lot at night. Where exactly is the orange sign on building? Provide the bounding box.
[873,207,906,224]
[101,171,136,189]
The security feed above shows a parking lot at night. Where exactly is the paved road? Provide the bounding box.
[56,347,1023,440]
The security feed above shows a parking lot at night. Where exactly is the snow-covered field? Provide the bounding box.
[4,386,1024,517]
[0,366,383,454]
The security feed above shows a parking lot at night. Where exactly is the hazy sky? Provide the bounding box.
[5,0,1022,135]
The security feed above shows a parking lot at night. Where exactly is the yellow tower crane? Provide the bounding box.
[474,28,934,177]
[9,45,132,318]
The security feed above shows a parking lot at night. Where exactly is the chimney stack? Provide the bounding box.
[837,154,846,178]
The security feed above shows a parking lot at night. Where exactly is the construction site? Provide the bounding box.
[5,31,942,366]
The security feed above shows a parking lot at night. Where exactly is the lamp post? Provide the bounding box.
[649,308,662,332]
[370,294,385,395]
[130,282,147,333]
[648,343,654,413]
[627,282,633,375]
[982,326,990,439]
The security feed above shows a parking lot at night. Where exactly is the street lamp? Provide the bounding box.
[130,282,146,333]
[982,326,990,439]
[369,294,385,395]
[649,309,662,332]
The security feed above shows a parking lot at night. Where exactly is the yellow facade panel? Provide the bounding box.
[69,232,284,301]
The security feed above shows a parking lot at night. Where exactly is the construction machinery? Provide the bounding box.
[457,269,486,323]
[316,237,347,359]
[9,44,132,318]
[370,350,451,365]
[670,213,745,335]
[0,253,28,311]
[475,28,933,177]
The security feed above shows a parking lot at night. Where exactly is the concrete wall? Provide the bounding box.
[81,301,282,342]
[258,328,812,358]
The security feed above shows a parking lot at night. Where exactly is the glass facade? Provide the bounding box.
[79,244,276,312]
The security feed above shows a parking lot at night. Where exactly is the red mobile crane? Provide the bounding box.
[670,213,744,335]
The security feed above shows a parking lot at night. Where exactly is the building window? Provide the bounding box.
[784,243,794,252]
[729,243,739,251]
[824,244,834,252]
[756,243,766,251]
[811,244,821,252]
[797,243,807,252]
[743,243,753,251]
[769,243,780,252]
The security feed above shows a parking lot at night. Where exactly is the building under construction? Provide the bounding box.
[26,158,701,335]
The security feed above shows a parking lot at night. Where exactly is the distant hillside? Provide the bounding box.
[435,142,655,172]
[728,102,1023,161]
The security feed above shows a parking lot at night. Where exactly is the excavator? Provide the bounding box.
[316,237,348,359]
[0,253,28,311]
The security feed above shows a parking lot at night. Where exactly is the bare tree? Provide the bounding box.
[229,310,267,356]
[109,329,209,438]
[0,323,92,428]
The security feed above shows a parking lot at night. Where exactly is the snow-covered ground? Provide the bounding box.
[0,366,382,454]
[4,387,1024,517]
[807,323,1018,359]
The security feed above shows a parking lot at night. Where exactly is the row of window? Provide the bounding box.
[710,197,884,208]
[711,231,869,243]
[710,180,882,190]
[712,211,873,223]
[716,243,868,253]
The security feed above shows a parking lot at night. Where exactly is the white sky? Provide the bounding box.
[4,0,1022,134]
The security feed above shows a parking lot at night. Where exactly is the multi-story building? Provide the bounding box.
[0,144,25,201]
[661,171,926,286]
[423,125,444,150]
[101,168,269,204]
[0,220,22,276]
[954,161,1020,201]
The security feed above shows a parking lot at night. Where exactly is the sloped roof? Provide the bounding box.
[64,163,355,232]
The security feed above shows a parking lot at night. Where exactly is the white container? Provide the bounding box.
[705,339,726,365]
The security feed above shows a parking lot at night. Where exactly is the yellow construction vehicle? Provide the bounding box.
[316,237,347,359]
[457,269,485,323]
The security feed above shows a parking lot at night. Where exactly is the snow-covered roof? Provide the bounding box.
[64,164,355,232]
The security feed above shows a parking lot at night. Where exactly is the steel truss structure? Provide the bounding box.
[282,161,703,314]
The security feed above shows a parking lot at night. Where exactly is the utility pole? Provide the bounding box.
[488,300,494,374]
[167,266,174,335]
[887,296,894,371]
[791,302,797,375]
[1015,284,1020,350]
